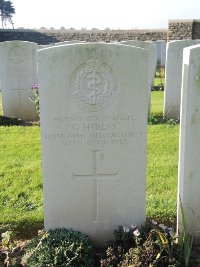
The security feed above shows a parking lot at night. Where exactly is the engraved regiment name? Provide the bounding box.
[45,113,143,147]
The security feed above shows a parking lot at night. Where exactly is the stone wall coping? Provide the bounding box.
[168,19,194,23]
[0,28,168,33]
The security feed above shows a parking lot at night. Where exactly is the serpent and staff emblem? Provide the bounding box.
[71,53,117,112]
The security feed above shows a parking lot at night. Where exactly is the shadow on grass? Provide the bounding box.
[0,116,39,126]
[148,114,180,125]
[0,222,44,240]
[0,115,178,127]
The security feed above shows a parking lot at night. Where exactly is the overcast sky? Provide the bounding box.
[11,0,200,30]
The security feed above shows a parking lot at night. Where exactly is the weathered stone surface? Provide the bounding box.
[119,40,156,112]
[120,40,157,86]
[177,44,200,242]
[0,29,168,45]
[168,19,200,41]
[164,40,200,119]
[38,43,148,246]
[0,41,39,121]
[55,40,85,45]
[38,44,55,49]
[2,20,200,45]
[156,41,166,66]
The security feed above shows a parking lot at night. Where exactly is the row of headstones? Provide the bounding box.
[39,40,167,67]
[38,42,200,246]
[164,39,200,119]
[49,40,200,122]
[0,40,157,121]
[162,39,200,243]
[0,40,199,246]
[3,39,200,122]
[164,42,200,239]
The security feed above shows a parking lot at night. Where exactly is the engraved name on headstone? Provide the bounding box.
[38,43,148,246]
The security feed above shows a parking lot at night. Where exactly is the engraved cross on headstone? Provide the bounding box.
[10,78,30,106]
[11,88,30,105]
[73,150,118,222]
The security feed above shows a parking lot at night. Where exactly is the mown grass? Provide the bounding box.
[0,91,179,230]
[150,91,164,116]
[0,126,43,229]
[154,77,164,87]
[147,124,179,223]
[148,92,179,224]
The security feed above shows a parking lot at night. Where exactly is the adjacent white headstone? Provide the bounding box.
[38,41,85,50]
[177,44,200,242]
[120,40,157,86]
[119,41,157,112]
[38,43,148,246]
[164,40,200,119]
[55,41,85,46]
[156,41,166,67]
[38,44,55,49]
[0,41,38,120]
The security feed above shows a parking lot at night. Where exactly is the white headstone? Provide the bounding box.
[38,44,55,49]
[156,41,166,67]
[120,40,157,86]
[55,41,85,46]
[119,40,157,113]
[164,40,200,119]
[177,44,200,242]
[38,43,148,246]
[119,41,157,112]
[0,41,38,121]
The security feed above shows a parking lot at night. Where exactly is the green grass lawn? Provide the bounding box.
[154,78,164,87]
[150,91,164,116]
[147,124,179,223]
[0,90,179,231]
[0,126,43,229]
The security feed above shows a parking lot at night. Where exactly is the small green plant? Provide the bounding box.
[0,227,18,267]
[148,114,159,125]
[100,221,183,267]
[113,225,136,249]
[120,222,180,267]
[1,230,15,250]
[155,67,165,79]
[100,224,139,267]
[0,116,23,126]
[153,67,165,91]
[179,197,193,267]
[166,118,179,125]
[30,83,40,114]
[23,228,95,267]
[148,114,179,125]
[100,245,124,267]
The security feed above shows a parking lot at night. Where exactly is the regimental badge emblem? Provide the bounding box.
[71,53,117,112]
[9,46,28,64]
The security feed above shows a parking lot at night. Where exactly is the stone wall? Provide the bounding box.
[192,20,200,39]
[167,19,200,41]
[0,29,167,44]
[1,20,200,44]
